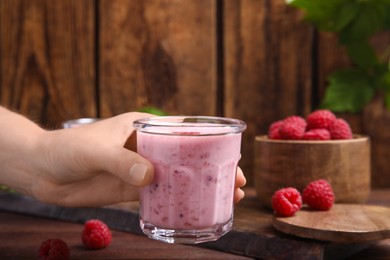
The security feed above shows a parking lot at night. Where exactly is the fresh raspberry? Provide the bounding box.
[268,120,284,139]
[283,115,307,126]
[271,187,302,217]
[279,116,307,140]
[302,179,335,210]
[302,129,331,140]
[306,110,336,130]
[328,118,353,140]
[38,238,70,260]
[82,219,112,250]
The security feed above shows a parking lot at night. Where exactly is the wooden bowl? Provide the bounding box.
[254,135,371,209]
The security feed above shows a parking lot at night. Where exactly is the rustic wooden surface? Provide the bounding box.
[0,189,328,259]
[274,204,390,243]
[1,212,389,260]
[0,0,389,186]
[0,211,252,260]
[1,188,390,259]
[254,135,371,208]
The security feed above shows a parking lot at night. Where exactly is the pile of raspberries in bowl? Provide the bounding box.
[268,109,353,141]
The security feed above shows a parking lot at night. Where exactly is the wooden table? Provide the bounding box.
[0,211,252,259]
[0,188,390,259]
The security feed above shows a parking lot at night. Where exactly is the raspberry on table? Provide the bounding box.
[279,116,307,140]
[268,120,284,139]
[306,109,336,130]
[82,219,112,250]
[328,118,353,140]
[38,238,70,260]
[271,187,302,217]
[302,129,331,140]
[302,179,335,211]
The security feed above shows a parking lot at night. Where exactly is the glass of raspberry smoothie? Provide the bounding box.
[133,116,246,244]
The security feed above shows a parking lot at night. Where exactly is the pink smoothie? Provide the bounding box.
[137,131,242,230]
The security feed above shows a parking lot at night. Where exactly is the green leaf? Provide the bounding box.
[373,62,390,81]
[346,41,379,69]
[289,0,390,111]
[386,91,390,110]
[289,0,343,16]
[0,185,16,193]
[379,71,390,91]
[321,69,375,112]
[385,6,390,29]
[383,71,390,110]
[289,0,345,30]
[339,2,387,43]
[332,0,360,31]
[138,107,168,116]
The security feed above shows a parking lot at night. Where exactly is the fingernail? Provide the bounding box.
[238,189,245,199]
[129,163,148,184]
[234,189,245,203]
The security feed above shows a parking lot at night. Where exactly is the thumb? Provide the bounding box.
[101,148,154,187]
[128,160,154,186]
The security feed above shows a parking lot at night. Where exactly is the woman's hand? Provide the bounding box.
[31,112,155,207]
[234,167,246,203]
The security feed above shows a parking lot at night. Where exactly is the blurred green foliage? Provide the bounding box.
[289,0,390,112]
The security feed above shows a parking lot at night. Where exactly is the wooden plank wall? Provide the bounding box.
[0,0,96,127]
[223,0,314,184]
[0,0,389,186]
[99,0,217,117]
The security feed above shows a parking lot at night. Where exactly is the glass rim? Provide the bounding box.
[62,118,100,128]
[133,116,246,136]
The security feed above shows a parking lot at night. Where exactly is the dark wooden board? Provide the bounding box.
[0,211,252,259]
[0,189,384,259]
[274,204,390,243]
